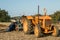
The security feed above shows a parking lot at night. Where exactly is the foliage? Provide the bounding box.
[0,9,11,22]
[50,11,60,23]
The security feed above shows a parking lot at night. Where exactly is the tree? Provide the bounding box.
[50,11,60,23]
[0,9,11,22]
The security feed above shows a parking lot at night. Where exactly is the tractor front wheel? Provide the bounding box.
[52,26,59,37]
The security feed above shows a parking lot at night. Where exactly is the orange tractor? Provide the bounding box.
[21,6,59,37]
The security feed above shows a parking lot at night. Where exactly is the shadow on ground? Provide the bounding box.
[30,29,60,37]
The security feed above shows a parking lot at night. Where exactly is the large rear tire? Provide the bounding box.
[34,25,42,37]
[52,26,59,37]
[23,19,32,34]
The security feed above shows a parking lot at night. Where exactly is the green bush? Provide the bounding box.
[0,9,11,22]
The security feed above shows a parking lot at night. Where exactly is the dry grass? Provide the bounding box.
[0,22,60,40]
[0,22,11,26]
[0,31,60,40]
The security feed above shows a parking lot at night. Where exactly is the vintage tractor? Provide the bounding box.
[21,7,59,37]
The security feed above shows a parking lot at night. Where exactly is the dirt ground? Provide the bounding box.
[0,23,60,40]
[0,31,60,40]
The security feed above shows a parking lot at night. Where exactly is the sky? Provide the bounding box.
[0,0,60,17]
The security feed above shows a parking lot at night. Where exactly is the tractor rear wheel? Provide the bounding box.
[23,19,32,34]
[52,26,59,37]
[34,25,42,37]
